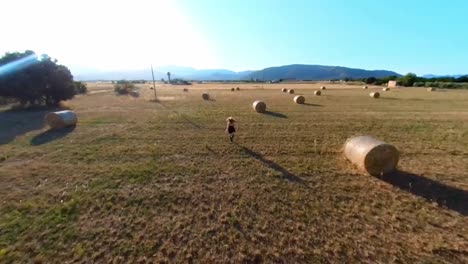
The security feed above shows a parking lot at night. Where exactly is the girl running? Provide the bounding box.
[225,117,236,142]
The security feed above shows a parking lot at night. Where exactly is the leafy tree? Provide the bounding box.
[0,51,76,106]
[398,73,418,87]
[456,75,468,83]
[73,81,87,94]
[365,77,377,84]
[434,76,455,82]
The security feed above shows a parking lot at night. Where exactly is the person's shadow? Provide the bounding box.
[30,126,76,146]
[237,144,306,186]
[157,100,203,129]
[380,171,468,216]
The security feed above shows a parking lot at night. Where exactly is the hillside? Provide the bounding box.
[248,64,401,80]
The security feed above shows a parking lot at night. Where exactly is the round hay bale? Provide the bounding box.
[281,88,287,92]
[343,135,399,176]
[314,91,321,96]
[363,86,368,89]
[45,110,77,129]
[202,93,210,100]
[236,87,240,91]
[427,87,435,92]
[294,95,305,104]
[288,89,295,94]
[382,88,390,91]
[320,86,326,90]
[252,100,266,113]
[369,92,380,98]
[183,88,188,92]
[231,88,235,91]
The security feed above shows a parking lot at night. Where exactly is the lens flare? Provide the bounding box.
[0,54,38,77]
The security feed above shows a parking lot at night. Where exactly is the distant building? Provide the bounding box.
[270,79,285,83]
[388,80,398,88]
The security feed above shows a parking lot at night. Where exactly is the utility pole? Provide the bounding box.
[262,70,265,89]
[151,65,157,100]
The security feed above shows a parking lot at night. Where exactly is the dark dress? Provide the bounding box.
[228,125,236,134]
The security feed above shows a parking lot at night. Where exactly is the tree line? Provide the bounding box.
[359,73,468,88]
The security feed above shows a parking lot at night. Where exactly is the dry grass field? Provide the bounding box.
[1,82,468,263]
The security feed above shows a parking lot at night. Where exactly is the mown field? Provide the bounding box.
[1,82,467,263]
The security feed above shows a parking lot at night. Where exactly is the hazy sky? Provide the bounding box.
[1,0,467,75]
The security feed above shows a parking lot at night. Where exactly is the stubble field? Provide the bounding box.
[0,82,467,263]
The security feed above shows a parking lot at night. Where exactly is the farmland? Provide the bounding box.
[1,83,467,263]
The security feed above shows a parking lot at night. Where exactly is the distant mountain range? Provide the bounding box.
[74,66,253,81]
[422,74,465,78]
[74,64,401,81]
[248,64,400,80]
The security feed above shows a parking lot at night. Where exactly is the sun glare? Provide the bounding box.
[0,0,218,72]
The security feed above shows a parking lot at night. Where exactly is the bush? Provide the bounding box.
[413,82,425,87]
[440,83,455,89]
[374,79,385,85]
[114,80,135,95]
[130,80,147,84]
[437,82,468,89]
[0,51,76,107]
[170,78,192,85]
[73,81,87,94]
[365,77,377,84]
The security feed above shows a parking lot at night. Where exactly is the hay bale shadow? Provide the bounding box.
[238,145,307,186]
[379,170,468,216]
[303,103,324,107]
[379,97,400,100]
[31,126,76,146]
[264,111,287,118]
[129,91,140,98]
[0,108,50,145]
